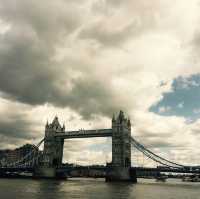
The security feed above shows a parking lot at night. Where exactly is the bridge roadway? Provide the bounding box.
[1,166,200,175]
[58,166,200,174]
[0,167,33,172]
[54,129,113,139]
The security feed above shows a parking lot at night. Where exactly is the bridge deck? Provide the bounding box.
[0,167,33,172]
[54,129,112,139]
[1,166,200,174]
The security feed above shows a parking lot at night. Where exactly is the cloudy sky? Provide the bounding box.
[1,0,200,166]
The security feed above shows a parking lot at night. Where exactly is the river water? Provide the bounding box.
[0,178,200,199]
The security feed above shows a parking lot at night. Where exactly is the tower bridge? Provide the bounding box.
[1,110,199,182]
[35,110,135,182]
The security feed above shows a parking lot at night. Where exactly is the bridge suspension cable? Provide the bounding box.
[1,138,44,168]
[131,136,185,169]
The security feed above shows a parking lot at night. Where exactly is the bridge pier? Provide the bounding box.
[106,111,137,183]
[33,166,66,179]
[106,165,137,182]
[34,167,56,178]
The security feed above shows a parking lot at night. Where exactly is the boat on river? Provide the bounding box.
[155,176,167,182]
[182,176,200,182]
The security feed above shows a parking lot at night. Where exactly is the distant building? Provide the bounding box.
[0,144,40,166]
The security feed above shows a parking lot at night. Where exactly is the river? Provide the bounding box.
[0,178,199,199]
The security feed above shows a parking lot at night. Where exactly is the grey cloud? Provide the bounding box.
[144,139,183,149]
[87,0,160,48]
[135,136,180,149]
[134,130,187,149]
[0,135,28,150]
[0,112,39,140]
[190,31,200,65]
[135,129,172,139]
[0,0,128,119]
[0,0,163,120]
[0,0,80,44]
[66,77,127,119]
[79,21,136,47]
[190,123,200,134]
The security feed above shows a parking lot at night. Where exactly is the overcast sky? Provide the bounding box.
[0,0,200,166]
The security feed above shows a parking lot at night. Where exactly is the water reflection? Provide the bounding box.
[105,183,135,199]
[0,178,200,199]
[34,180,65,199]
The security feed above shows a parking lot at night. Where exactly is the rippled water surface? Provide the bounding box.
[0,178,200,199]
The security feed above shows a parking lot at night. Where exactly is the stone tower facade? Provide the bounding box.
[112,110,131,168]
[106,110,136,182]
[42,116,65,167]
[34,117,65,178]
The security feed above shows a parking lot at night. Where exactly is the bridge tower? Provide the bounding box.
[34,117,65,178]
[106,110,137,182]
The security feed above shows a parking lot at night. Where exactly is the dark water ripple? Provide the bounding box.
[0,178,200,199]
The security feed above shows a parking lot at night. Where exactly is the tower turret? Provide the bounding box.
[127,118,131,129]
[117,110,124,124]
[112,114,116,125]
[45,120,49,129]
[51,116,62,130]
[62,123,65,131]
